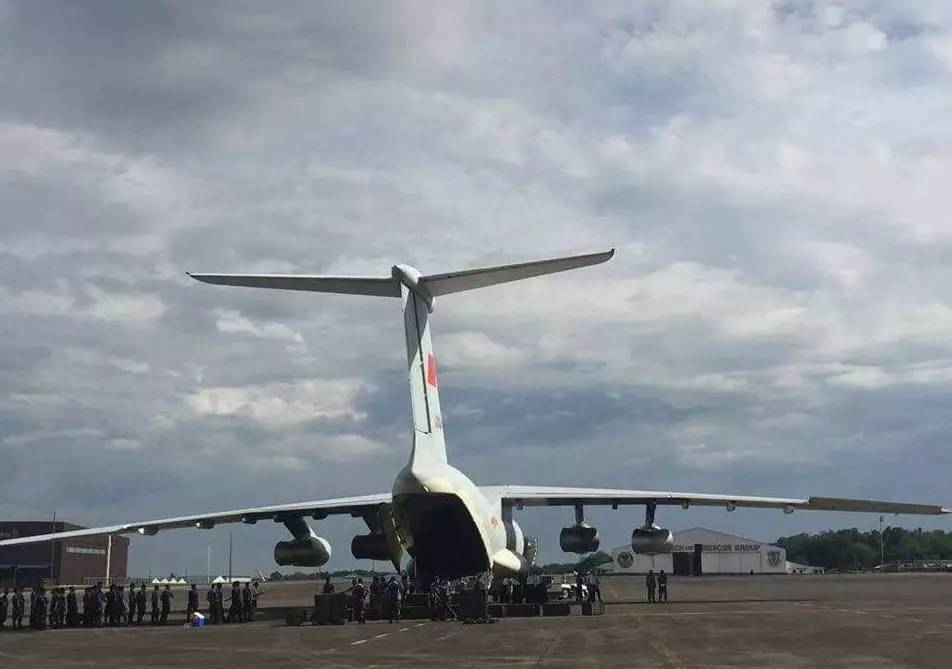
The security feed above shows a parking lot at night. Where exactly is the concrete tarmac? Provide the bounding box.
[2,574,952,667]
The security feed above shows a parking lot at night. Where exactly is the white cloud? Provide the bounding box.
[185,379,372,426]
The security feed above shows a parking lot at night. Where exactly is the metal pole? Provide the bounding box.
[228,532,233,581]
[207,544,212,584]
[879,515,885,570]
[49,510,56,585]
[105,534,113,584]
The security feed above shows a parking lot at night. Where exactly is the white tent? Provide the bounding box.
[151,578,161,584]
[159,578,169,584]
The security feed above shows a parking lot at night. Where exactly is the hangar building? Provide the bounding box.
[610,527,790,575]
[0,521,128,588]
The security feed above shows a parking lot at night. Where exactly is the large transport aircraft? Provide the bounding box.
[2,250,949,582]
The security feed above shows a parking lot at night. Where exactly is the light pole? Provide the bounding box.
[879,515,885,570]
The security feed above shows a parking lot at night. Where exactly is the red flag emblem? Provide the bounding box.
[426,353,438,387]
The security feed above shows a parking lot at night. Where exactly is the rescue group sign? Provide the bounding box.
[672,543,761,553]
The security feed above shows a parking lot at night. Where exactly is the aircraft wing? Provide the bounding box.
[486,486,951,515]
[0,493,391,547]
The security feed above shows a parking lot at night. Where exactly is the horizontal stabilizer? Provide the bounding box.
[188,249,614,301]
[421,249,614,296]
[187,273,400,297]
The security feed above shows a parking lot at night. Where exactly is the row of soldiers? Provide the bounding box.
[204,581,259,624]
[0,581,260,631]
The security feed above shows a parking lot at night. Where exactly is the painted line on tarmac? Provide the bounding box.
[350,639,368,646]
[414,622,426,627]
[648,638,685,669]
[399,627,410,632]
[635,610,808,617]
[374,633,390,639]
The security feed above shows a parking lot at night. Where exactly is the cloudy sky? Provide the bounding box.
[3,1,952,577]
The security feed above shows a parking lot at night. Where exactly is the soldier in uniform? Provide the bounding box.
[48,588,60,629]
[135,584,147,624]
[12,587,25,630]
[657,570,669,603]
[226,581,242,623]
[241,582,253,622]
[92,583,104,626]
[352,578,367,624]
[127,584,136,625]
[646,569,657,603]
[251,581,261,618]
[215,583,225,623]
[66,587,78,626]
[33,586,47,630]
[159,585,173,625]
[0,587,8,631]
[28,586,36,629]
[205,586,218,624]
[104,584,115,625]
[321,576,335,594]
[150,585,160,625]
[186,584,199,623]
[385,576,402,624]
[116,586,126,626]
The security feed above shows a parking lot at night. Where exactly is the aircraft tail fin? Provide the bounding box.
[188,249,614,470]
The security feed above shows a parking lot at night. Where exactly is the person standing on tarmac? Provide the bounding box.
[127,584,136,625]
[91,583,104,626]
[27,587,36,629]
[33,586,47,630]
[150,585,160,625]
[159,584,173,625]
[13,588,26,630]
[135,584,146,624]
[12,587,25,630]
[252,581,261,618]
[646,570,657,603]
[205,586,218,624]
[226,581,242,623]
[385,576,402,624]
[116,586,127,626]
[322,576,335,594]
[352,578,367,624]
[586,571,602,603]
[48,588,60,629]
[214,583,225,623]
[66,587,78,626]
[658,570,669,603]
[241,583,253,622]
[0,587,8,631]
[186,584,199,623]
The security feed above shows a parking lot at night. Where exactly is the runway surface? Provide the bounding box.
[2,574,952,667]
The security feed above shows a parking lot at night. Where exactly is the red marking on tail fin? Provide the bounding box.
[426,353,438,387]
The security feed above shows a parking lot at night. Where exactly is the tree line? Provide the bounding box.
[776,527,952,570]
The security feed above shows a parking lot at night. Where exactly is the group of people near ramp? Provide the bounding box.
[0,580,261,631]
[335,574,408,624]
[204,581,260,624]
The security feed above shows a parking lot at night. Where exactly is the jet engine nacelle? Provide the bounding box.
[274,537,331,567]
[560,523,600,554]
[351,533,392,562]
[631,525,674,555]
